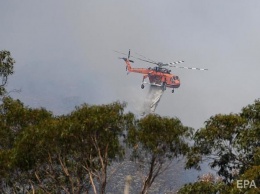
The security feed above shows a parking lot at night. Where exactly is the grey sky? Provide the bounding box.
[1,0,260,129]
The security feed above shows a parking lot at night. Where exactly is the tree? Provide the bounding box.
[177,173,228,194]
[186,99,260,183]
[127,114,191,194]
[63,102,132,194]
[227,147,260,193]
[179,165,260,194]
[0,97,52,149]
[12,117,91,194]
[0,101,133,193]
[0,50,15,96]
[0,97,53,193]
[226,165,260,194]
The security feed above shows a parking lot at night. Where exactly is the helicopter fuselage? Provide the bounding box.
[123,58,180,90]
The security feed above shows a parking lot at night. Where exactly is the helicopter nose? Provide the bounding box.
[175,80,180,87]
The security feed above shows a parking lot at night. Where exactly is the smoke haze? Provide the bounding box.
[1,0,260,129]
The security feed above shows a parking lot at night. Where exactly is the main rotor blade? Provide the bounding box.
[113,50,129,56]
[168,61,185,65]
[114,50,157,64]
[136,58,158,65]
[134,52,157,63]
[168,64,208,71]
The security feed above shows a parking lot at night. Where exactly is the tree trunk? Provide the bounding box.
[140,156,156,194]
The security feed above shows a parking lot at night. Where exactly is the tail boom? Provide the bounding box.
[123,58,150,74]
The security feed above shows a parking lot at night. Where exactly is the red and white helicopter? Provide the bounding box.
[115,50,208,93]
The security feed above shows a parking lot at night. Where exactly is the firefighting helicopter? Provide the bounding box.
[115,50,208,93]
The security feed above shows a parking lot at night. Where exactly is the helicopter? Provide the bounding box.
[115,50,208,93]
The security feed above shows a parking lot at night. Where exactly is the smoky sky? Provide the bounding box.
[1,0,260,129]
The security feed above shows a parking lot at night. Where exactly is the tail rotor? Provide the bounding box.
[114,49,134,63]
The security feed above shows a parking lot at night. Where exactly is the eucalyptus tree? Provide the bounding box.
[3,101,133,194]
[0,97,53,193]
[64,102,132,194]
[127,114,192,194]
[0,50,15,96]
[183,99,260,194]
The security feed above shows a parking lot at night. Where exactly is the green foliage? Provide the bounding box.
[128,114,192,193]
[0,97,53,193]
[0,50,15,95]
[178,181,228,194]
[177,173,248,194]
[186,99,260,184]
[68,101,127,158]
[63,102,132,193]
[0,97,52,150]
[0,99,133,193]
[129,114,191,158]
[227,165,260,194]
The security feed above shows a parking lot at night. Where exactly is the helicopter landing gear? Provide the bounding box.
[141,84,144,89]
[172,89,174,93]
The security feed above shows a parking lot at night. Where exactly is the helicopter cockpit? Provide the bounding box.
[172,76,180,81]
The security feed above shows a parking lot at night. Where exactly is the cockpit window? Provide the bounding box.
[172,76,179,81]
